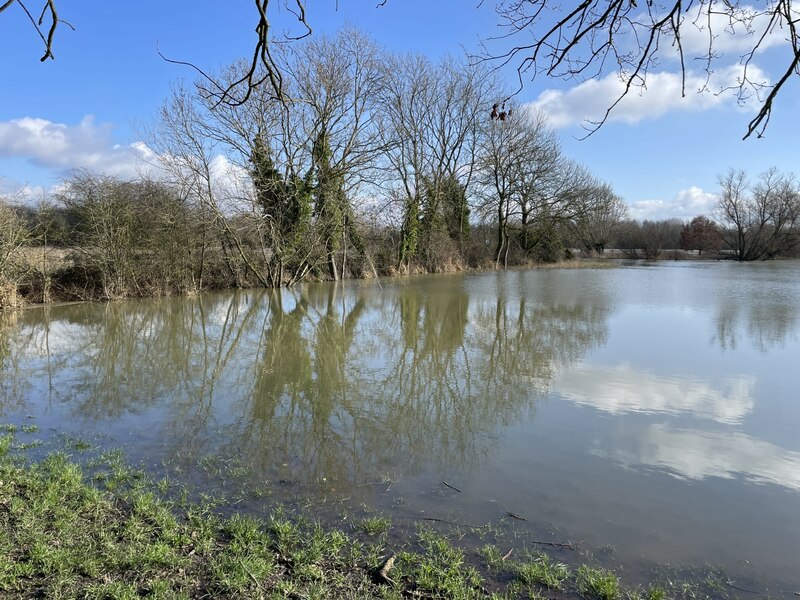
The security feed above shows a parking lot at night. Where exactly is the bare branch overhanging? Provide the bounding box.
[485,0,800,139]
[5,0,799,139]
[1,0,72,61]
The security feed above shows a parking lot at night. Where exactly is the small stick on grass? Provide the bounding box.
[240,559,265,598]
[377,555,396,585]
[507,512,527,521]
[501,548,513,561]
[443,481,461,493]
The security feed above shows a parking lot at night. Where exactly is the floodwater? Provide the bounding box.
[2,262,799,591]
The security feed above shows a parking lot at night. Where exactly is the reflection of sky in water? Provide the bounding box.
[592,424,800,491]
[553,363,755,424]
[549,262,800,505]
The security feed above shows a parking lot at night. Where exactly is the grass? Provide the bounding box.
[0,450,383,599]
[627,585,668,600]
[360,514,391,536]
[577,565,622,600]
[0,431,743,599]
[533,258,620,270]
[514,551,571,590]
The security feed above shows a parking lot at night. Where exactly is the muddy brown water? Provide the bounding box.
[2,261,799,592]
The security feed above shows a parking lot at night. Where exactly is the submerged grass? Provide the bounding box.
[577,565,622,600]
[0,430,754,599]
[514,552,572,590]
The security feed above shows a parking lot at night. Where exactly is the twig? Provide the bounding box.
[530,540,576,550]
[501,548,513,561]
[396,515,483,528]
[377,554,396,585]
[442,481,462,493]
[240,559,264,598]
[725,581,759,594]
[507,512,527,521]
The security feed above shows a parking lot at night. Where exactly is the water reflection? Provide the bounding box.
[712,281,799,351]
[553,364,755,425]
[593,424,800,492]
[3,265,800,586]
[1,275,611,485]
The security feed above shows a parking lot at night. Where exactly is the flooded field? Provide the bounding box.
[2,261,799,593]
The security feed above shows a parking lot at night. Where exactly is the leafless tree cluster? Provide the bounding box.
[0,192,31,308]
[716,167,800,259]
[616,218,684,258]
[1,28,629,305]
[151,28,626,281]
[476,108,626,266]
[152,28,386,287]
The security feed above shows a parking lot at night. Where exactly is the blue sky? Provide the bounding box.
[1,1,798,220]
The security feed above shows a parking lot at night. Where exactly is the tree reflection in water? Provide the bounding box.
[1,273,614,487]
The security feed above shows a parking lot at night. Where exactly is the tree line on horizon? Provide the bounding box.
[1,28,799,308]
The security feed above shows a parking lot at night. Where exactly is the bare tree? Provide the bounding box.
[476,102,529,268]
[487,0,800,138]
[568,180,628,255]
[153,69,325,288]
[378,55,496,270]
[716,167,800,260]
[291,27,384,280]
[510,112,563,254]
[0,192,32,308]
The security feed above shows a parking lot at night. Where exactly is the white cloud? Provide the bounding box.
[0,178,43,201]
[554,363,754,425]
[627,186,718,221]
[530,65,768,129]
[0,116,157,179]
[676,4,787,57]
[0,116,256,210]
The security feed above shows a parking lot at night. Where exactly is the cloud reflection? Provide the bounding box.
[553,363,755,424]
[594,424,800,492]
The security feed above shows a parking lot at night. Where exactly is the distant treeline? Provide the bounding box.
[1,27,798,308]
[1,172,797,310]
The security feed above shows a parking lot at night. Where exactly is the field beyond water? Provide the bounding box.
[0,431,750,600]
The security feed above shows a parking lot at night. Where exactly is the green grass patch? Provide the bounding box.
[0,446,727,599]
[360,514,391,536]
[578,565,622,600]
[514,551,571,589]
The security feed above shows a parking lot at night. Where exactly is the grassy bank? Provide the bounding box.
[0,430,755,600]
